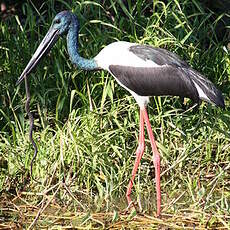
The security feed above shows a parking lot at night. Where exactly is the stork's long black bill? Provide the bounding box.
[16,27,60,85]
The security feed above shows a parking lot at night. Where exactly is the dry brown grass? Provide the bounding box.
[1,185,229,229]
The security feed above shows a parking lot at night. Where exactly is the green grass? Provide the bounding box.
[0,0,230,228]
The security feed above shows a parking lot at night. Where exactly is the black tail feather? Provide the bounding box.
[187,68,225,108]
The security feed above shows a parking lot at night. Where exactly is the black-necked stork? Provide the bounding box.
[17,11,225,217]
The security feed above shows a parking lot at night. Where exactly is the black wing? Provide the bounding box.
[109,44,225,108]
[109,65,199,103]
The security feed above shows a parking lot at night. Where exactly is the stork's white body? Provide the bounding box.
[94,41,222,108]
[95,41,159,69]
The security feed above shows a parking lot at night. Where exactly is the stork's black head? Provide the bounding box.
[16,11,77,85]
[51,11,73,35]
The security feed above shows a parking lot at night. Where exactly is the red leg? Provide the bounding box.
[126,109,145,206]
[143,107,161,217]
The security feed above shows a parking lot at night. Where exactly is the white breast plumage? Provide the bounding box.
[95,41,160,70]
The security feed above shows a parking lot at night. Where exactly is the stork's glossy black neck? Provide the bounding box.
[67,16,97,70]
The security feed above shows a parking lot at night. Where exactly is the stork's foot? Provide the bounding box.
[155,209,161,218]
[122,200,137,215]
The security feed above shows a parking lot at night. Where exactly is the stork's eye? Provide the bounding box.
[54,19,61,24]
